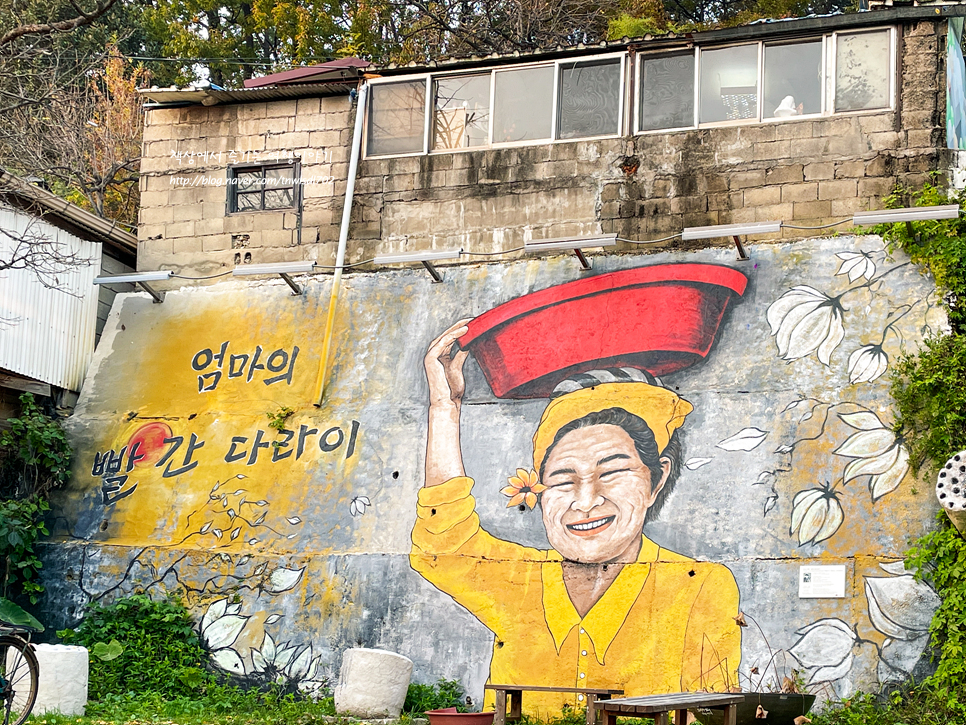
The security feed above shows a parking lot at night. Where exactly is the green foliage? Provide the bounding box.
[0,393,69,604]
[891,333,966,475]
[404,679,467,714]
[906,513,966,703]
[0,392,72,499]
[58,594,214,700]
[0,498,50,603]
[877,182,966,332]
[36,685,340,725]
[811,686,966,725]
[267,406,295,432]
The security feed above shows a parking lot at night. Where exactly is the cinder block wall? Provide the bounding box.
[137,18,947,277]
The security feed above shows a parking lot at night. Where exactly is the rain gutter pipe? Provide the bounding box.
[314,81,368,406]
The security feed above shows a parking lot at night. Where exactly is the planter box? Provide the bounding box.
[694,693,815,725]
[426,708,496,725]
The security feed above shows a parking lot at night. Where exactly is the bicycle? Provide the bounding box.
[0,598,42,725]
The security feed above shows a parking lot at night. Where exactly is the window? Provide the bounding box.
[763,41,823,119]
[368,80,427,156]
[557,58,623,139]
[834,30,891,112]
[636,28,893,133]
[366,53,625,156]
[494,65,555,142]
[434,74,490,150]
[228,162,299,213]
[639,53,694,132]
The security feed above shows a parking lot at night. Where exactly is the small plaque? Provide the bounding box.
[799,565,846,598]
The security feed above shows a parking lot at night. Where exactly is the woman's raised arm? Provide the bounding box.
[424,318,472,487]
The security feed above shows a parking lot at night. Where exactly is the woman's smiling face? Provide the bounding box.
[540,424,669,564]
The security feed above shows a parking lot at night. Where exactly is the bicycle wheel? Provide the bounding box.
[0,635,38,725]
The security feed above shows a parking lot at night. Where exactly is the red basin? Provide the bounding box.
[425,709,496,725]
[459,263,748,399]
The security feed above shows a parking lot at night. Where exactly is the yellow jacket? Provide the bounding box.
[410,477,741,717]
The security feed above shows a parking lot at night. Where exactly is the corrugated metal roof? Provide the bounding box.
[243,57,370,87]
[140,81,359,105]
[0,205,101,392]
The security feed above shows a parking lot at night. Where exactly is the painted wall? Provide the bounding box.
[45,237,944,712]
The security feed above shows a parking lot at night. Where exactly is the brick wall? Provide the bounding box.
[137,17,948,277]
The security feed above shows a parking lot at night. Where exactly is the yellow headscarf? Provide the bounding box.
[532,382,693,473]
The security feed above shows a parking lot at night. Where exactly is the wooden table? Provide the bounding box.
[598,693,744,725]
[484,684,624,725]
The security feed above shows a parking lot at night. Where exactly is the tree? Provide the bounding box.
[1,50,147,225]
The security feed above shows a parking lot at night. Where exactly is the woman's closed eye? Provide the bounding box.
[599,467,631,479]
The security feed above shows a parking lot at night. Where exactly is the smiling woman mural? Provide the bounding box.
[410,264,750,714]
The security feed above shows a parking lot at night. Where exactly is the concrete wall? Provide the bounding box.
[46,238,944,709]
[136,18,948,281]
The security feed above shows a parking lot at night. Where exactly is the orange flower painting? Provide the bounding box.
[501,469,545,509]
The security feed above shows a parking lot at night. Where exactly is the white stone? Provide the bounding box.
[334,648,413,718]
[32,644,89,716]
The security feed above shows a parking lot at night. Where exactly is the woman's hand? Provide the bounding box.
[424,318,472,408]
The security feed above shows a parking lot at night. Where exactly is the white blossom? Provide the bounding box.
[847,345,889,384]
[790,485,844,545]
[835,252,876,282]
[766,286,845,365]
[835,411,910,501]
[789,618,857,684]
[349,496,371,516]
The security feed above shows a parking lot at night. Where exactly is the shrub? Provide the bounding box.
[404,679,467,714]
[58,594,213,699]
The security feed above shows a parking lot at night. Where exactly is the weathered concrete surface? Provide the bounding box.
[334,648,413,718]
[44,239,944,712]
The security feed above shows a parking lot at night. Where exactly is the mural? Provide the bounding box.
[44,237,946,714]
[412,265,747,711]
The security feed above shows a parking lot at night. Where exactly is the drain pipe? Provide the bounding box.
[314,82,368,406]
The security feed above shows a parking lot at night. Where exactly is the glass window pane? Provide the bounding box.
[368,81,426,156]
[557,59,621,139]
[433,74,491,150]
[265,167,295,187]
[264,188,294,209]
[764,41,823,118]
[235,192,260,211]
[235,171,260,191]
[835,30,891,112]
[699,45,759,123]
[493,66,553,142]
[640,53,695,131]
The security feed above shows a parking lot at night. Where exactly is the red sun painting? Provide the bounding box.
[125,422,172,467]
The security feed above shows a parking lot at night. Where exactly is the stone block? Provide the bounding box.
[203,234,232,252]
[818,179,858,200]
[145,108,180,127]
[775,121,815,141]
[864,156,895,178]
[166,220,196,238]
[804,162,835,181]
[742,186,781,207]
[729,170,766,189]
[831,197,869,217]
[792,200,832,219]
[30,644,88,716]
[172,236,203,253]
[857,114,895,134]
[858,176,898,197]
[266,99,298,118]
[139,206,174,226]
[195,217,226,236]
[781,183,818,203]
[906,128,941,148]
[754,203,793,222]
[765,164,804,185]
[833,160,865,179]
[238,104,267,121]
[297,98,321,115]
[225,215,255,233]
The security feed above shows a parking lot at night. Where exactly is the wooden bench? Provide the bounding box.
[484,684,624,725]
[598,693,744,725]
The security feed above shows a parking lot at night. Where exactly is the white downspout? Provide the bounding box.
[314,81,368,406]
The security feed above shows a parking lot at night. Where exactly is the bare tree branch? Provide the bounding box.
[0,0,119,47]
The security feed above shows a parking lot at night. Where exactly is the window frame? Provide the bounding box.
[633,26,895,135]
[226,160,301,215]
[363,51,627,158]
